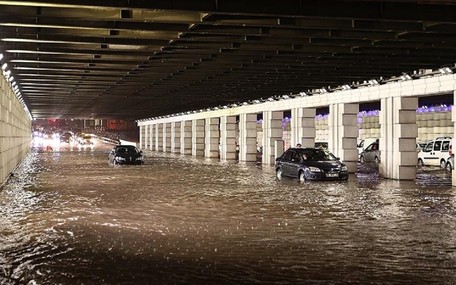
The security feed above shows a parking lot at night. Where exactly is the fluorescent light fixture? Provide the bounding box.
[439,67,453,74]
[1,63,7,70]
[0,53,3,61]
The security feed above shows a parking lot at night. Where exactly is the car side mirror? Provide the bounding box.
[336,157,340,160]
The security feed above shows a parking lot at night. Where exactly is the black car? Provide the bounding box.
[275,148,349,182]
[108,145,144,165]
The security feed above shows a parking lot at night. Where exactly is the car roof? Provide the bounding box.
[287,147,323,152]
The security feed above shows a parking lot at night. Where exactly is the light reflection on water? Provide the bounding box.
[1,146,456,284]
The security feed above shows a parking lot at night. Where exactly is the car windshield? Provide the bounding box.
[300,149,338,161]
[115,146,139,154]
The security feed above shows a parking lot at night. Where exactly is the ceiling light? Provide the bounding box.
[439,67,453,74]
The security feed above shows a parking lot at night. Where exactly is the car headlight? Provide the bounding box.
[308,166,322,172]
[341,165,348,171]
[115,157,126,161]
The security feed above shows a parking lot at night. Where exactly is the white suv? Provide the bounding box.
[417,137,452,168]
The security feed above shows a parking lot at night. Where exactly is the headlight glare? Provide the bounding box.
[308,166,322,172]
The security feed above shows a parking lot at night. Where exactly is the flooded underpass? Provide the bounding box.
[1,144,456,284]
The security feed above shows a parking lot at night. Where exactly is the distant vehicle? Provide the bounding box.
[359,140,380,164]
[109,145,144,165]
[275,147,349,182]
[417,137,452,168]
[357,138,378,155]
[60,132,73,143]
[416,142,427,152]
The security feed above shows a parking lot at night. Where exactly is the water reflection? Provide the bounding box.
[1,146,456,284]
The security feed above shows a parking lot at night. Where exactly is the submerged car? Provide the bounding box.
[109,145,144,165]
[359,140,380,163]
[275,147,349,182]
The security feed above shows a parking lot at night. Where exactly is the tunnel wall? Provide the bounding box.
[0,75,32,185]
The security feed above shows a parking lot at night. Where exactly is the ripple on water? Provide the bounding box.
[1,148,456,284]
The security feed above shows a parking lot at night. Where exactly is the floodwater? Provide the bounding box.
[1,144,456,285]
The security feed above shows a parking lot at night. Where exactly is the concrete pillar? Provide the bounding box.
[239,113,257,162]
[262,110,283,165]
[180,121,192,155]
[139,125,145,149]
[220,116,237,161]
[380,97,418,180]
[171,121,181,153]
[328,103,359,173]
[192,119,205,156]
[163,122,171,152]
[453,91,456,186]
[149,124,155,150]
[291,107,316,148]
[205,117,220,158]
[144,124,149,149]
[156,123,163,151]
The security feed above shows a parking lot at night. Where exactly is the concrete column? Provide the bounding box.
[239,113,257,162]
[205,117,220,158]
[453,90,456,186]
[162,122,171,152]
[192,119,205,156]
[380,97,418,180]
[149,125,154,150]
[144,124,149,149]
[328,103,359,173]
[291,107,316,148]
[262,110,283,165]
[180,121,192,155]
[220,116,237,161]
[139,125,145,149]
[156,123,163,151]
[171,122,181,153]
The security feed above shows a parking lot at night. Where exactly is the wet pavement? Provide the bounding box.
[1,144,456,284]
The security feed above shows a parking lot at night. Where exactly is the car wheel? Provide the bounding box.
[440,159,446,169]
[446,162,452,172]
[359,155,364,163]
[298,171,306,182]
[275,167,283,181]
[417,158,424,167]
[374,156,380,164]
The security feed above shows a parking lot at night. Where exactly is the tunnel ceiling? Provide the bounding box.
[1,0,456,120]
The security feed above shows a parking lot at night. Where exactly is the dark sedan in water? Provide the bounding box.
[275,147,349,182]
[108,145,144,165]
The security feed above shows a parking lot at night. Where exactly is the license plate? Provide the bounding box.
[326,173,339,178]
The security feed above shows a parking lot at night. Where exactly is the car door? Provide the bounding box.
[280,150,295,177]
[439,139,451,165]
[422,140,440,166]
[363,142,377,162]
[287,151,302,177]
